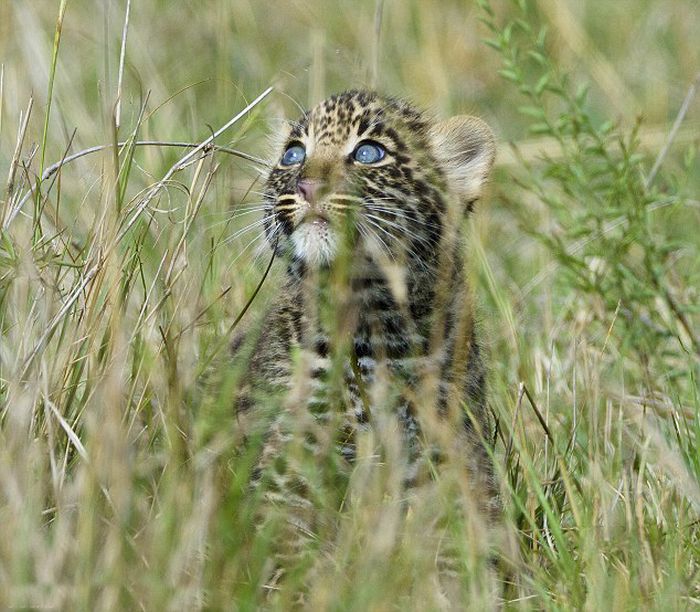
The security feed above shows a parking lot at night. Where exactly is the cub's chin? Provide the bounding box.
[290,217,338,267]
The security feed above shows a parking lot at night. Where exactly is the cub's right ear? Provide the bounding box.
[429,115,496,208]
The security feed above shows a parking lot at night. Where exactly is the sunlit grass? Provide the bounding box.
[1,0,698,609]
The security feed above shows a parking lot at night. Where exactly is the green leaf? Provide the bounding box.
[527,50,547,66]
[498,68,521,83]
[529,122,553,135]
[518,105,546,119]
[535,74,550,95]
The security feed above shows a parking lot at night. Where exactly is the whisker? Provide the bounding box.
[248,220,281,270]
[361,216,432,271]
[202,217,240,232]
[230,208,270,221]
[362,212,435,248]
[364,200,446,251]
[360,217,399,261]
[200,203,267,217]
[199,205,269,232]
[230,203,272,212]
[221,217,269,245]
[364,204,441,233]
[357,221,395,264]
[225,226,271,271]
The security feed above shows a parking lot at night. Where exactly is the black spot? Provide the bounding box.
[315,336,329,357]
[400,166,414,182]
[354,339,373,358]
[276,209,294,236]
[385,127,401,143]
[369,122,385,138]
[357,113,370,136]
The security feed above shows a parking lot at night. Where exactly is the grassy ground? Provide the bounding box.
[1,0,699,609]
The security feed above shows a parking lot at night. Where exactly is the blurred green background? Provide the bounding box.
[1,0,697,150]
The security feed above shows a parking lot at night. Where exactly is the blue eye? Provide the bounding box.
[353,141,385,164]
[280,144,305,166]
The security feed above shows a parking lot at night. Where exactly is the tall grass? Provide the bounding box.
[478,2,700,607]
[1,0,698,609]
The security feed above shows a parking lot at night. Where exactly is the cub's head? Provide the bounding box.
[263,90,495,268]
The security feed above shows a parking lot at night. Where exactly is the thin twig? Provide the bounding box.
[197,235,278,376]
[18,87,274,377]
[661,285,700,358]
[646,71,700,189]
[517,198,683,300]
[522,383,555,446]
[3,139,268,232]
[5,97,33,199]
[115,0,131,129]
[39,0,68,176]
[505,382,526,465]
[498,123,698,169]
[539,1,637,116]
[20,261,101,380]
[370,0,385,88]
[0,64,4,139]
[116,86,273,245]
[46,399,88,461]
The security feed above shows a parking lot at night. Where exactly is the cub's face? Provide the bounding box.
[262,90,495,269]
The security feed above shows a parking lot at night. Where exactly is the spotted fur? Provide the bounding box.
[235,90,498,591]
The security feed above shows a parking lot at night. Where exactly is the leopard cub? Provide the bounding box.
[235,89,498,586]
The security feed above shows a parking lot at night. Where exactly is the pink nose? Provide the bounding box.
[297,178,322,204]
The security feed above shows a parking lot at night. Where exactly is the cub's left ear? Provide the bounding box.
[429,115,496,207]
